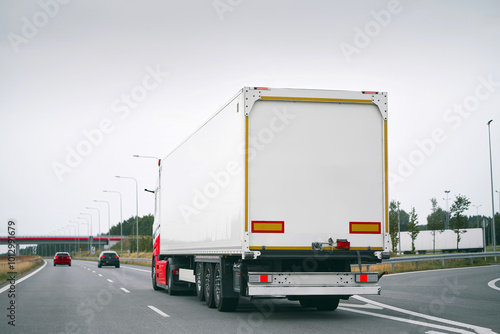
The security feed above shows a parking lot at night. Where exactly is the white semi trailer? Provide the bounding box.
[397,228,484,254]
[151,87,390,312]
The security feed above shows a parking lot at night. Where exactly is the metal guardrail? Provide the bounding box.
[377,251,500,270]
[383,251,500,263]
[76,252,500,269]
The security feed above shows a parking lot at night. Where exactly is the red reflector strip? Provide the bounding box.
[359,274,368,282]
[260,275,269,283]
[251,221,285,233]
[349,222,381,234]
[173,269,179,276]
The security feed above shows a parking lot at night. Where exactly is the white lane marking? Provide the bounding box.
[92,271,96,273]
[340,303,383,310]
[87,268,90,270]
[121,265,150,273]
[487,278,500,291]
[353,295,495,334]
[426,331,450,334]
[98,274,102,277]
[148,305,170,317]
[120,288,130,293]
[338,307,476,334]
[107,279,114,283]
[0,260,47,294]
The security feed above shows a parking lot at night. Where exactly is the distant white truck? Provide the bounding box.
[397,228,484,254]
[151,87,390,311]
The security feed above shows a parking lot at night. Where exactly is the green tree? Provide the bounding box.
[398,209,410,232]
[427,198,446,253]
[449,194,471,251]
[389,200,400,253]
[407,207,420,254]
[108,214,154,236]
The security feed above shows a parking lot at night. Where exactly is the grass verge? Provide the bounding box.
[0,256,44,285]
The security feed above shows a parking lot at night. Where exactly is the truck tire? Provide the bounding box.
[299,297,316,308]
[214,263,238,312]
[152,258,160,291]
[315,296,340,311]
[196,262,205,301]
[167,265,178,296]
[204,263,215,308]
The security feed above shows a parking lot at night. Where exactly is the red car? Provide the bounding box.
[53,252,71,266]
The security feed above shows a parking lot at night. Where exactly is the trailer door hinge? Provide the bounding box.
[244,87,265,116]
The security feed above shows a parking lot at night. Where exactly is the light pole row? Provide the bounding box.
[56,154,157,258]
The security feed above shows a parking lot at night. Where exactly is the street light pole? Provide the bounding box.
[487,120,496,251]
[87,207,101,253]
[444,190,451,229]
[79,220,89,254]
[104,190,123,257]
[116,175,139,258]
[397,201,401,255]
[66,225,75,253]
[79,213,92,253]
[94,200,111,246]
[68,221,79,255]
[472,205,482,228]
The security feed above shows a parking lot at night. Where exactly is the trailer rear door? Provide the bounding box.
[247,90,387,252]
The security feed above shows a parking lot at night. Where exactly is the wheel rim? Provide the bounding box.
[214,265,221,305]
[196,263,202,294]
[204,266,211,299]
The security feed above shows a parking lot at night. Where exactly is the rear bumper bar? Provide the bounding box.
[247,271,381,297]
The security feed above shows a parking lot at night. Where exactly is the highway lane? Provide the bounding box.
[360,264,500,333]
[1,260,499,333]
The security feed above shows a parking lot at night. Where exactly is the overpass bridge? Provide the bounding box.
[0,236,123,256]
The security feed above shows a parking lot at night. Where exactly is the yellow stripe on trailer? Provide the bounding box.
[260,96,372,104]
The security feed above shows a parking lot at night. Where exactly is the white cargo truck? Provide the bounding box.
[151,87,390,312]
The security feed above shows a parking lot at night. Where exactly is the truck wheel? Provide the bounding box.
[315,297,340,311]
[152,258,160,291]
[214,263,238,312]
[299,297,316,308]
[204,263,215,308]
[167,266,178,296]
[196,262,205,301]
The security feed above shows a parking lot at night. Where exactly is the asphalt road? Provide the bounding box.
[1,260,499,334]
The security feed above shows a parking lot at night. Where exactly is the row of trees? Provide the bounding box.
[389,194,500,253]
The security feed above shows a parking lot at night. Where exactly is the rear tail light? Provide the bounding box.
[114,256,119,259]
[355,273,378,283]
[336,239,350,250]
[248,274,273,283]
[100,256,105,259]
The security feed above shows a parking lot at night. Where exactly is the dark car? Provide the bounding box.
[54,252,71,266]
[97,251,120,268]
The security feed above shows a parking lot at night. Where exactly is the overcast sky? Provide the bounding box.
[1,0,499,243]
